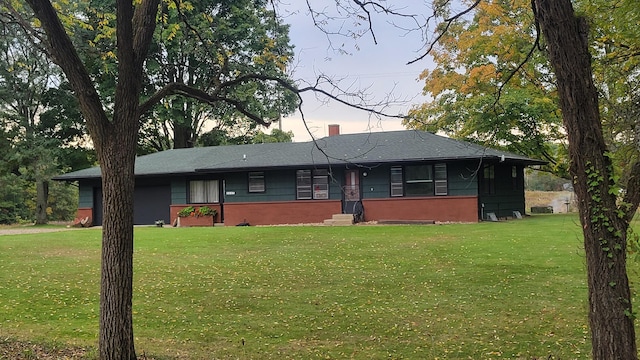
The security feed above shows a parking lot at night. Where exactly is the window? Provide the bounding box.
[297,169,329,200]
[434,163,448,195]
[390,166,403,197]
[313,169,329,199]
[296,170,312,199]
[248,172,265,193]
[512,166,519,191]
[189,180,219,203]
[483,165,495,194]
[389,163,447,197]
[405,165,434,196]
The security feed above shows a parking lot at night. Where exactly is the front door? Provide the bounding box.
[343,169,361,214]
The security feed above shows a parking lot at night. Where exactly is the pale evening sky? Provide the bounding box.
[274,2,436,142]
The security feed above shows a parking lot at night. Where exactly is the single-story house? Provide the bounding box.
[55,126,546,226]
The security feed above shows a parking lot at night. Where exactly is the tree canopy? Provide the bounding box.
[405,0,640,181]
[141,0,298,150]
[0,20,92,224]
[405,0,566,175]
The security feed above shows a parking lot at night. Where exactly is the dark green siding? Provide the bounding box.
[170,178,187,204]
[223,169,342,203]
[361,166,393,199]
[359,161,479,199]
[225,170,295,202]
[448,161,479,196]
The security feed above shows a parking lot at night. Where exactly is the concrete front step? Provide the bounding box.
[323,213,354,226]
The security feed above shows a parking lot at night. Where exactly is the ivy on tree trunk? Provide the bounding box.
[533,0,638,358]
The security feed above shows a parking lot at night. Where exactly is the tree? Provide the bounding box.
[252,128,293,143]
[0,19,94,224]
[0,20,57,224]
[142,0,297,150]
[533,1,638,357]
[580,0,640,191]
[0,128,30,224]
[404,0,567,175]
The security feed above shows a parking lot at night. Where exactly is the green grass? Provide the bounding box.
[0,214,638,359]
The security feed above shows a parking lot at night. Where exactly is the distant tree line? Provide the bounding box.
[525,170,571,192]
[0,1,295,224]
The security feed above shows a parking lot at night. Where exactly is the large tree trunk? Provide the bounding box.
[24,1,159,359]
[98,127,137,360]
[533,1,637,358]
[172,100,195,149]
[173,121,194,148]
[35,179,48,225]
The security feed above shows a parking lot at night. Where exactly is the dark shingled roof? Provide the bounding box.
[55,130,546,180]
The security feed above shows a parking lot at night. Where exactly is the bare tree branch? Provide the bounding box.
[140,70,406,131]
[407,0,481,65]
[303,0,421,55]
[0,2,52,62]
[492,28,541,109]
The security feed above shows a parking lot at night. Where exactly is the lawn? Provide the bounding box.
[0,214,638,359]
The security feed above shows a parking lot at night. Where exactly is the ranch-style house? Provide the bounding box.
[56,126,546,226]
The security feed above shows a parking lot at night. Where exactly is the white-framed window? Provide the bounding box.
[297,169,329,200]
[248,172,265,193]
[434,163,448,196]
[189,180,219,203]
[390,166,404,197]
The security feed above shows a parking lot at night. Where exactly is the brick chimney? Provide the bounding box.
[328,124,340,136]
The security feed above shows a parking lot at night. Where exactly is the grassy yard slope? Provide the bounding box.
[1,214,637,359]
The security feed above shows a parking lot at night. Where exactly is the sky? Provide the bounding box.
[272,2,436,142]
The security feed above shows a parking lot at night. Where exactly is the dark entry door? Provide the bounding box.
[343,169,361,214]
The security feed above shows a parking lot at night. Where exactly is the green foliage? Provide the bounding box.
[0,21,93,224]
[406,0,566,174]
[525,169,571,191]
[140,0,298,151]
[196,206,215,217]
[177,206,196,217]
[3,214,637,358]
[46,181,79,221]
[251,128,294,143]
[177,206,216,218]
[576,0,640,189]
[0,174,30,224]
